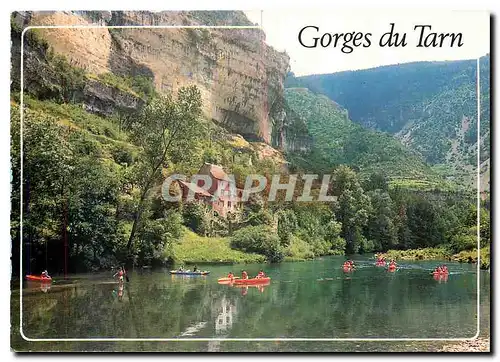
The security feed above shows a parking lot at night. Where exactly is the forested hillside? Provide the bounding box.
[287,56,490,190]
[283,88,448,189]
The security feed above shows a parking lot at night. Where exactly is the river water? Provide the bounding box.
[11,255,489,351]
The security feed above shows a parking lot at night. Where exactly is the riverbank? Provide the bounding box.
[171,229,266,264]
[171,228,338,265]
[379,247,490,270]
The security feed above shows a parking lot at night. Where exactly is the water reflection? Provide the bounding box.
[112,282,126,302]
[433,273,449,283]
[15,256,483,340]
[208,295,238,352]
[40,282,51,293]
[215,295,237,335]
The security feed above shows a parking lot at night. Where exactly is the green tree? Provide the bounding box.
[11,105,72,273]
[276,209,298,246]
[126,86,203,253]
[67,154,121,269]
[366,190,397,251]
[332,166,371,254]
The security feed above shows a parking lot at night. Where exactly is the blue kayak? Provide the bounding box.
[169,270,210,276]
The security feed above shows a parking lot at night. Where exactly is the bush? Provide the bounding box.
[452,247,490,270]
[246,208,274,227]
[182,202,211,235]
[360,238,375,254]
[231,225,284,262]
[449,228,477,253]
[110,143,135,165]
[285,235,315,260]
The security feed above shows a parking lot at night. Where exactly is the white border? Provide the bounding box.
[18,22,482,343]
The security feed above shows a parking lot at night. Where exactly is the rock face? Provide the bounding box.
[15,11,290,144]
[83,79,145,117]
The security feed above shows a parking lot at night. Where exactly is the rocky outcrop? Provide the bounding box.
[83,79,145,117]
[14,11,290,144]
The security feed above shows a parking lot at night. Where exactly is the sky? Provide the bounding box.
[244,10,490,76]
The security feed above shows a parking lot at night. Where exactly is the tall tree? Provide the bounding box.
[332,165,371,254]
[366,189,397,251]
[126,86,203,253]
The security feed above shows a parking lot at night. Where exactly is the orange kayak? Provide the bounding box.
[26,275,52,282]
[232,277,270,285]
[233,281,270,288]
[217,277,240,284]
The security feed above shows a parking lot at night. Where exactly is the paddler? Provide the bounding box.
[241,270,248,280]
[389,259,397,269]
[227,271,234,279]
[41,270,50,278]
[256,270,265,278]
[113,266,124,282]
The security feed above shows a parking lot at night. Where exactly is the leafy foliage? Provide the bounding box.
[231,225,284,263]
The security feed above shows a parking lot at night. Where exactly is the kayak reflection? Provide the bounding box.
[234,284,268,295]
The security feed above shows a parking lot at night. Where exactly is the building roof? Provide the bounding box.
[199,163,230,181]
[177,180,211,197]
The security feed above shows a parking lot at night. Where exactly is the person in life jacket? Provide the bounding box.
[41,270,50,278]
[241,270,248,279]
[227,271,234,279]
[113,267,124,282]
[256,270,265,278]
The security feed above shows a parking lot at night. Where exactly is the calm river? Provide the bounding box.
[11,255,489,351]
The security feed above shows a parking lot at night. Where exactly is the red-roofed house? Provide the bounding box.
[177,163,242,218]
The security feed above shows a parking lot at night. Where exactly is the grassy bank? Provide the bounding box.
[172,229,266,264]
[379,246,490,270]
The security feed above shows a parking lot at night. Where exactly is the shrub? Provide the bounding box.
[449,228,477,253]
[231,225,284,262]
[182,202,211,235]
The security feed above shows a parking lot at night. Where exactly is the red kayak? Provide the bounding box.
[433,271,449,276]
[232,277,271,285]
[26,275,52,282]
[387,267,397,272]
[217,277,240,284]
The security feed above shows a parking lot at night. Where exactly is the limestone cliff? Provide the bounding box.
[13,11,290,144]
